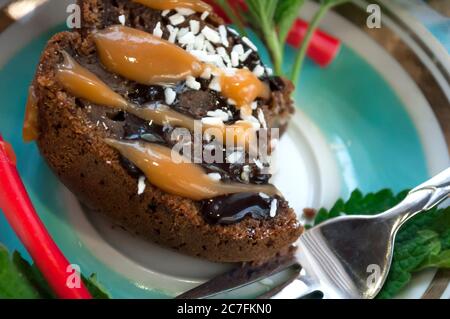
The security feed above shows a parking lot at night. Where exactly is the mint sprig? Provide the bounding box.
[214,0,349,83]
[0,245,109,299]
[291,0,349,82]
[314,189,450,299]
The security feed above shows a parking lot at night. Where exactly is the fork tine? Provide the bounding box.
[176,252,298,299]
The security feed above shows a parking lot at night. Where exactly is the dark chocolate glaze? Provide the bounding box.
[109,112,273,186]
[201,193,278,224]
[72,2,286,225]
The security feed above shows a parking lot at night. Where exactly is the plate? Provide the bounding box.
[0,0,449,298]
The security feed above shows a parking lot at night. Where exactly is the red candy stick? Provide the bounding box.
[286,18,341,67]
[0,135,92,299]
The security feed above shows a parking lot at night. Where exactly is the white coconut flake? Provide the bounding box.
[167,26,179,43]
[176,7,195,16]
[162,9,170,17]
[240,49,253,62]
[118,14,125,26]
[243,118,261,130]
[207,173,222,181]
[207,109,230,122]
[208,76,222,92]
[186,75,201,90]
[251,102,258,110]
[253,65,265,78]
[232,44,244,55]
[257,108,267,129]
[223,67,236,76]
[137,176,146,195]
[178,31,195,45]
[241,165,251,182]
[253,158,264,170]
[164,87,176,105]
[189,49,209,61]
[152,22,163,38]
[177,27,189,39]
[202,26,221,44]
[201,117,224,126]
[169,13,185,26]
[200,67,212,79]
[230,51,239,67]
[216,47,231,65]
[259,192,270,199]
[227,151,244,164]
[189,20,200,35]
[240,111,261,129]
[270,199,278,217]
[242,36,258,51]
[194,33,205,50]
[200,11,209,20]
[189,50,221,65]
[218,25,229,47]
[265,67,274,76]
[204,40,216,54]
[191,51,223,68]
[185,43,194,51]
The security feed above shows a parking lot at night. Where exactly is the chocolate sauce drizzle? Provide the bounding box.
[71,11,285,225]
[201,193,277,224]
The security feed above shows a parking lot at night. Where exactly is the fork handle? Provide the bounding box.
[262,274,321,299]
[382,167,450,227]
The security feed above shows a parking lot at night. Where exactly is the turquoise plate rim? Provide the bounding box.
[0,6,448,298]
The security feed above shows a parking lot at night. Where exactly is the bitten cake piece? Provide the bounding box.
[24,0,302,262]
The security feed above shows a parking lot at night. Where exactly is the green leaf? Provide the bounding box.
[0,245,110,299]
[321,0,351,6]
[314,190,450,299]
[82,274,110,299]
[274,0,305,44]
[378,230,441,298]
[12,251,55,298]
[0,245,40,298]
[417,250,450,270]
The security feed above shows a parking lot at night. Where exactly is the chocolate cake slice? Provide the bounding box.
[25,0,302,262]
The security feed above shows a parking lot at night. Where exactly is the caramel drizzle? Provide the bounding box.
[105,139,280,200]
[93,25,269,108]
[23,86,39,142]
[133,0,212,13]
[93,26,204,86]
[131,104,258,149]
[220,69,270,107]
[55,52,258,150]
[56,51,128,109]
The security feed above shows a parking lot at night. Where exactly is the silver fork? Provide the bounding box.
[176,167,450,299]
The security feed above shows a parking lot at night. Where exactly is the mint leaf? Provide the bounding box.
[314,190,450,299]
[0,245,109,299]
[321,0,351,6]
[418,250,450,270]
[12,251,55,298]
[83,274,109,299]
[274,0,305,44]
[0,245,40,298]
